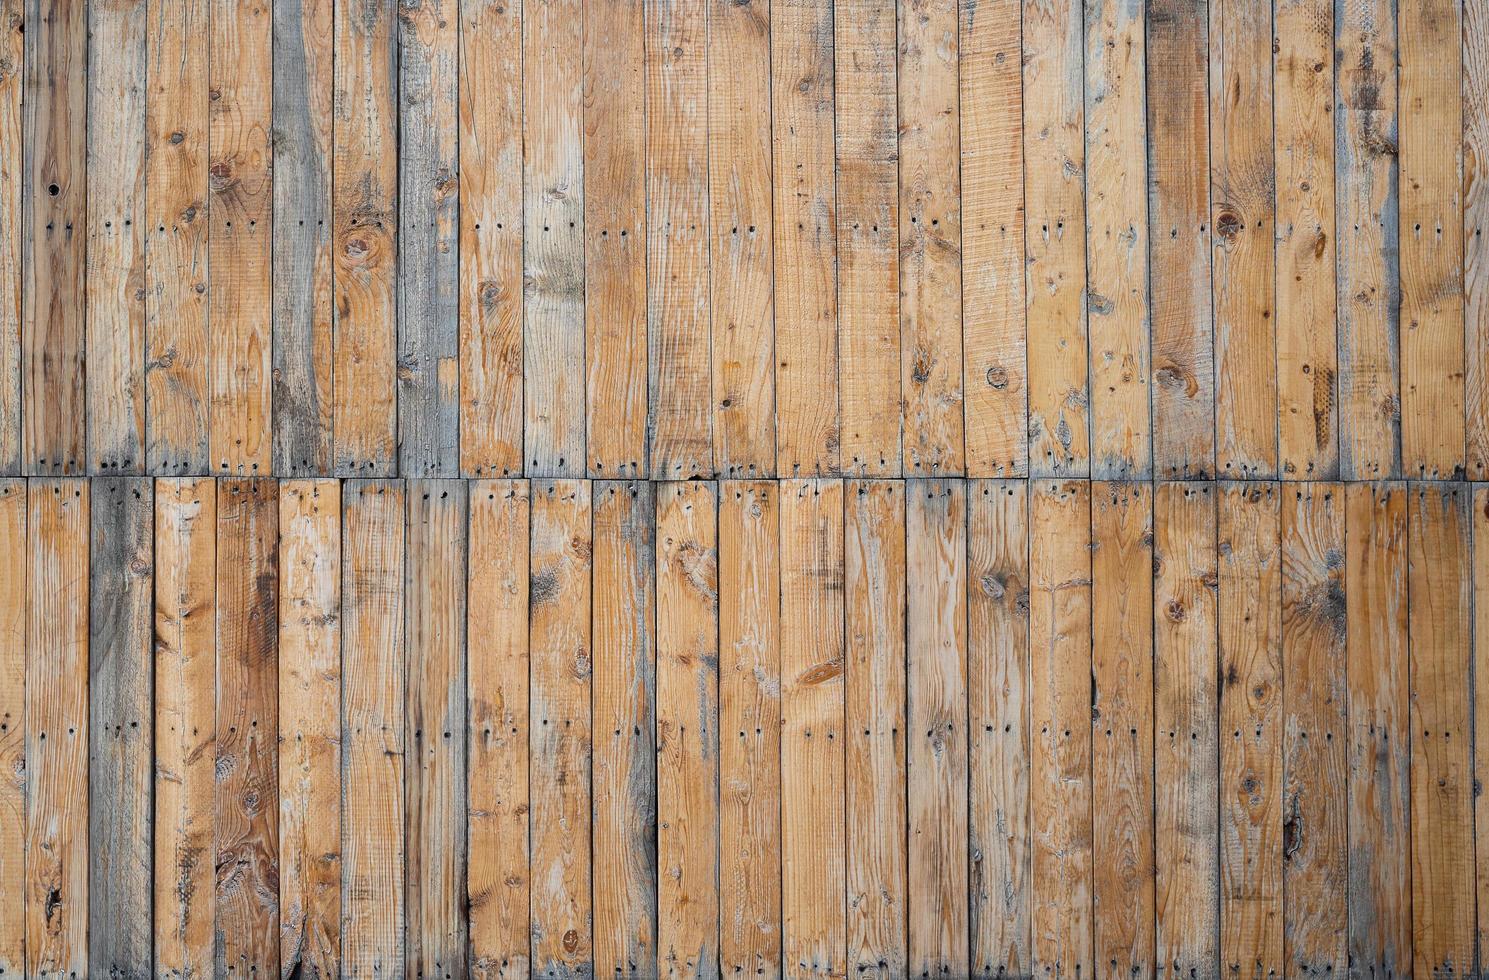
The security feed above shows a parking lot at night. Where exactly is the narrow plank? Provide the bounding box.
[899,0,964,475]
[340,480,405,977]
[1470,0,1489,477]
[278,479,343,979]
[214,479,280,976]
[0,482,22,976]
[960,0,1026,477]
[1476,486,1489,959]
[153,477,218,980]
[844,479,907,975]
[583,0,646,479]
[1027,479,1092,977]
[592,481,658,977]
[88,477,154,978]
[1147,0,1214,479]
[710,0,776,477]
[772,0,840,477]
[405,480,468,977]
[779,478,846,975]
[398,0,461,476]
[529,480,594,977]
[656,482,720,977]
[272,0,335,475]
[1210,0,1277,478]
[1279,485,1347,975]
[86,0,147,473]
[1153,483,1219,980]
[1335,0,1401,479]
[1090,483,1155,978]
[718,481,783,977]
[467,479,532,979]
[0,0,19,472]
[522,0,586,478]
[1344,483,1410,980]
[331,0,398,476]
[1398,0,1465,478]
[1407,484,1474,977]
[1084,0,1151,478]
[1217,482,1283,980]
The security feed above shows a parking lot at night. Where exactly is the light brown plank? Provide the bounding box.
[0,481,22,975]
[1470,0,1489,477]
[0,0,19,472]
[1476,486,1489,960]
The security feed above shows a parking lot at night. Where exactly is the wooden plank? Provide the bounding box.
[331,0,398,477]
[1335,0,1400,479]
[214,479,279,976]
[1399,0,1465,478]
[272,0,335,475]
[710,0,776,477]
[86,0,147,474]
[398,0,460,477]
[772,0,839,477]
[154,477,217,980]
[1218,482,1282,980]
[1027,479,1092,977]
[960,0,1025,477]
[1470,0,1489,477]
[1210,0,1277,478]
[0,0,19,472]
[583,0,646,479]
[278,479,343,979]
[718,481,782,977]
[656,481,720,976]
[592,481,657,977]
[1344,483,1410,979]
[1084,0,1151,478]
[1279,485,1347,975]
[779,478,846,975]
[1153,483,1219,980]
[1476,486,1489,960]
[907,480,969,973]
[1407,484,1474,977]
[0,481,21,975]
[340,480,405,976]
[523,0,585,478]
[404,480,468,976]
[1147,0,1214,479]
[88,477,154,977]
[467,479,532,979]
[529,480,593,977]
[1090,483,1155,977]
[899,0,964,475]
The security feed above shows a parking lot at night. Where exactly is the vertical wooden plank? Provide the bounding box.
[0,0,19,473]
[780,478,846,976]
[278,479,342,979]
[1344,483,1410,980]
[154,477,217,980]
[960,0,1025,478]
[1218,482,1283,980]
[467,479,532,979]
[1335,0,1400,480]
[1027,479,1092,978]
[398,0,461,477]
[214,479,279,976]
[844,479,907,976]
[772,0,839,477]
[0,481,22,975]
[1090,483,1155,979]
[88,478,154,977]
[1084,0,1151,478]
[340,480,405,977]
[1279,485,1347,976]
[1469,0,1489,477]
[584,0,646,479]
[331,0,398,477]
[272,0,335,475]
[1476,486,1489,961]
[1153,483,1219,980]
[710,0,776,477]
[718,481,782,977]
[1210,0,1277,478]
[592,481,658,978]
[1407,484,1474,977]
[523,0,585,478]
[899,0,964,475]
[529,480,593,977]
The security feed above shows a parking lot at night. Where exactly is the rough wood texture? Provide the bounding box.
[0,482,23,976]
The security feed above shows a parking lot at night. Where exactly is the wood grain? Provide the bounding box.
[0,481,22,975]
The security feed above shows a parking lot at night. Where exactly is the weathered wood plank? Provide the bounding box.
[0,0,19,472]
[0,481,22,975]
[1475,486,1489,960]
[1469,0,1489,477]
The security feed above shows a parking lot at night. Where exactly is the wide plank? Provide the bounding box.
[0,481,22,975]
[0,0,18,472]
